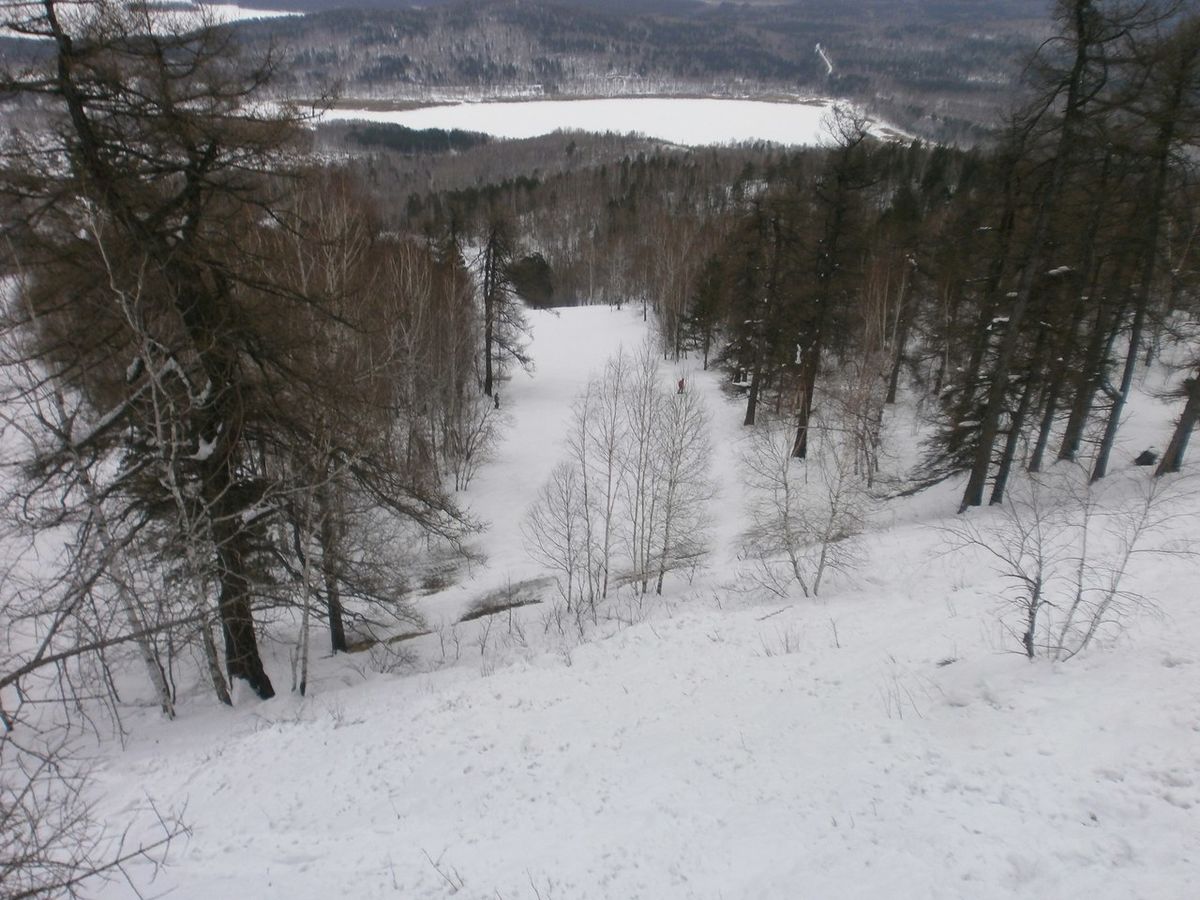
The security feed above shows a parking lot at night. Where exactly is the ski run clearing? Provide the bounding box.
[78,304,1200,899]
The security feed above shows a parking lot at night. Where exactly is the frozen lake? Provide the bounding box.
[322,97,854,147]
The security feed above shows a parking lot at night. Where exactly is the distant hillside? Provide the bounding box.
[228,0,711,12]
[229,0,1051,142]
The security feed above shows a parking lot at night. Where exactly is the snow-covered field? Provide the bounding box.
[1,2,298,40]
[89,306,1200,900]
[322,98,859,147]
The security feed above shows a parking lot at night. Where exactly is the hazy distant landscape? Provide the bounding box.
[227,0,1048,143]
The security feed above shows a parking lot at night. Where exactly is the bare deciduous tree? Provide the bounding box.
[742,411,867,599]
[524,343,712,607]
[944,465,1192,659]
[522,461,586,611]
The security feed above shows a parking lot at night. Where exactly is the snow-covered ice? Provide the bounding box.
[321,98,857,148]
[198,3,301,23]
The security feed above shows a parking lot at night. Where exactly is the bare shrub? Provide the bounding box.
[742,412,866,599]
[944,465,1193,659]
[523,462,587,610]
[1,704,186,900]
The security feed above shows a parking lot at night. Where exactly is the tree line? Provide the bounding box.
[602,1,1200,510]
[323,0,1200,515]
[0,4,539,894]
[414,2,1197,506]
[342,0,1199,509]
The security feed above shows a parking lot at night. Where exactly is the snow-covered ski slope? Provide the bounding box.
[95,306,1199,900]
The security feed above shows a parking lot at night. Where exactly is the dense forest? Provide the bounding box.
[323,0,1200,511]
[1,0,1198,896]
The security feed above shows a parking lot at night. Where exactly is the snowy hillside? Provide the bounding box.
[90,306,1200,900]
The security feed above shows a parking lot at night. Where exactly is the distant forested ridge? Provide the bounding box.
[344,122,490,154]
[227,0,1049,142]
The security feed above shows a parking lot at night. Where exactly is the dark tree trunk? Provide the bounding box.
[1156,373,1200,476]
[211,501,275,699]
[745,213,785,429]
[1027,380,1061,474]
[40,9,278,701]
[959,271,1041,511]
[180,269,275,700]
[744,363,761,426]
[482,230,497,397]
[1028,150,1113,473]
[943,192,1016,464]
[961,0,1095,512]
[792,187,838,460]
[990,377,1037,505]
[1028,281,1090,473]
[885,263,916,405]
[931,281,965,397]
[1091,295,1149,483]
[792,352,818,459]
[317,482,347,654]
[1091,45,1187,482]
[991,313,1051,503]
[1058,291,1122,462]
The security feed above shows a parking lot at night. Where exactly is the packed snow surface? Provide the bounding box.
[91,306,1199,899]
[322,98,852,147]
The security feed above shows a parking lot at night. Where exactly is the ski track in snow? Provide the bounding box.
[816,43,835,77]
[91,307,1200,900]
[458,306,747,608]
